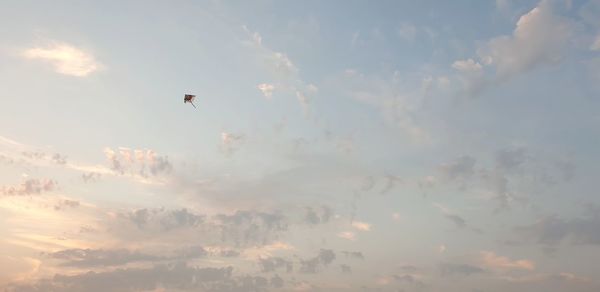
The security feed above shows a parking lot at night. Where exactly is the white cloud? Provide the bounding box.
[257,83,275,98]
[478,0,573,79]
[452,0,574,96]
[242,26,317,114]
[452,59,483,73]
[22,42,102,77]
[272,52,298,76]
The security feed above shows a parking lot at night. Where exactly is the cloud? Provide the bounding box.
[317,249,335,265]
[433,203,467,228]
[51,153,67,165]
[220,133,245,157]
[257,83,275,98]
[418,176,436,193]
[121,208,205,231]
[214,210,288,247]
[479,0,573,79]
[392,274,426,289]
[1,178,57,196]
[270,274,284,288]
[341,251,364,260]
[452,59,483,72]
[444,214,467,228]
[495,147,528,171]
[590,35,600,51]
[438,155,477,183]
[271,52,298,77]
[81,172,101,183]
[242,241,294,260]
[515,210,600,246]
[298,257,320,274]
[21,151,45,160]
[53,199,80,211]
[22,42,102,77]
[438,245,447,253]
[203,246,240,258]
[439,263,485,277]
[103,147,172,177]
[338,70,430,143]
[480,251,535,271]
[337,231,356,241]
[7,262,239,292]
[351,221,371,231]
[303,206,333,225]
[452,59,487,97]
[380,175,402,194]
[453,0,575,96]
[258,257,293,273]
[160,208,206,231]
[242,26,317,114]
[494,272,597,292]
[111,206,293,251]
[0,154,15,165]
[340,264,352,274]
[398,265,419,273]
[298,249,336,274]
[360,176,376,191]
[47,248,162,267]
[432,148,572,210]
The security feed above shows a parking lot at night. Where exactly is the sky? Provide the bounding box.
[1,0,600,291]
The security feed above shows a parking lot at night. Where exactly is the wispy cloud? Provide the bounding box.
[242,26,318,115]
[220,132,245,156]
[480,251,535,271]
[433,203,467,228]
[22,42,102,77]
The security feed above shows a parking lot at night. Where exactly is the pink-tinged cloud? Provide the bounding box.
[480,251,535,271]
[337,231,356,241]
[352,221,371,231]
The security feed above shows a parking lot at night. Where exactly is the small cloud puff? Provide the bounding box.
[257,83,275,98]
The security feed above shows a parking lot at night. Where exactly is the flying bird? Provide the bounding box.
[184,94,197,108]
